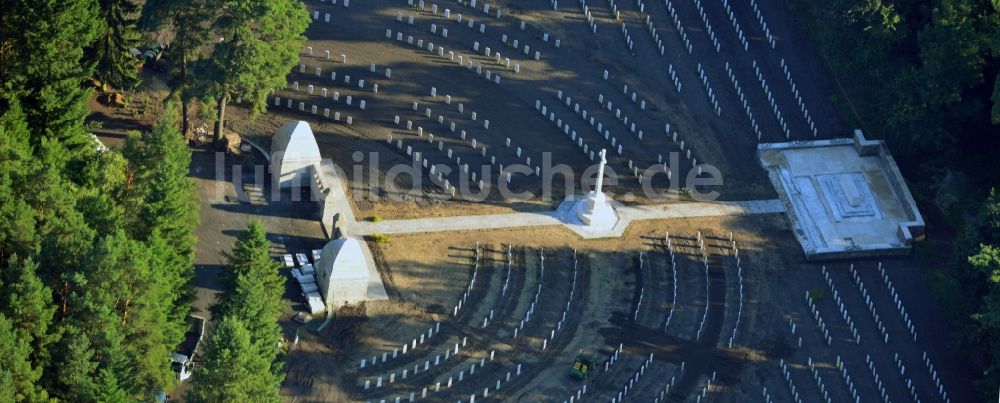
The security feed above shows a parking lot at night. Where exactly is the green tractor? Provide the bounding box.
[570,353,596,380]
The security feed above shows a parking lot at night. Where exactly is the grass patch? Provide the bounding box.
[366,233,390,244]
[808,288,825,301]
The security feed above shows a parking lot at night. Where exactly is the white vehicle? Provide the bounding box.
[311,249,323,263]
[300,281,319,294]
[171,315,206,382]
[304,292,325,314]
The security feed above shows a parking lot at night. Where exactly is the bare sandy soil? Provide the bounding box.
[279,211,977,402]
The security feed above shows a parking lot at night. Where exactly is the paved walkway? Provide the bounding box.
[343,199,783,237]
[319,160,785,239]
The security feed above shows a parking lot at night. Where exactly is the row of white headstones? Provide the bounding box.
[540,82,702,183]
[310,2,342,24]
[411,0,562,50]
[587,0,717,170]
[406,0,814,156]
[391,83,545,191]
[365,248,578,402]
[358,244,481,372]
[652,0,819,140]
[793,263,951,403]
[272,50,394,125]
[608,353,655,403]
[400,0,717,189]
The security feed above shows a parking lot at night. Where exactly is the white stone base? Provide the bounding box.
[575,191,617,228]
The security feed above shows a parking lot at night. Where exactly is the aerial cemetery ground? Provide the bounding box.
[203,0,981,401]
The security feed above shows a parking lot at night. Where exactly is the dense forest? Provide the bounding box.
[794,0,1000,396]
[0,0,308,401]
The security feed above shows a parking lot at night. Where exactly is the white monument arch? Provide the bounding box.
[315,237,386,309]
[271,120,322,188]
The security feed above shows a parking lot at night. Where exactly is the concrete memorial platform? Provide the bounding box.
[758,129,924,260]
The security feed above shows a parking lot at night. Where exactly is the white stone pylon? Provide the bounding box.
[574,149,617,227]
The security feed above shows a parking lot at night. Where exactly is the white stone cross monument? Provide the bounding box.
[575,149,617,227]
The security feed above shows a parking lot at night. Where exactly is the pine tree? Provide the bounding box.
[145,229,192,350]
[1,0,103,165]
[122,101,199,337]
[0,99,36,177]
[50,331,99,400]
[0,100,40,262]
[67,230,185,398]
[188,317,282,403]
[52,329,129,403]
[76,149,130,236]
[123,101,199,256]
[0,175,35,268]
[208,0,310,144]
[0,313,45,402]
[92,0,141,89]
[123,231,188,395]
[2,256,55,342]
[65,232,134,397]
[1,255,56,393]
[216,218,285,372]
[29,167,96,288]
